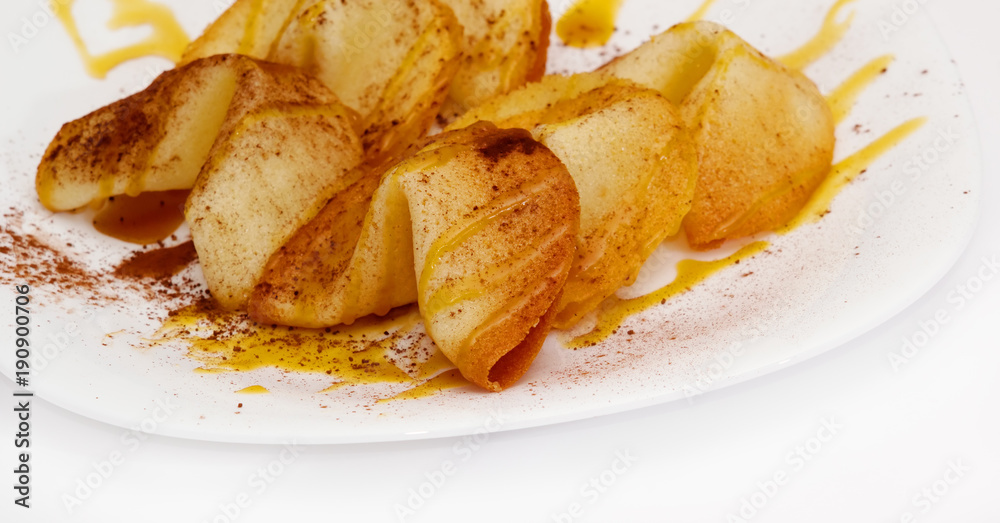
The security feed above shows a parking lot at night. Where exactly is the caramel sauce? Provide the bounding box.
[685,0,720,22]
[556,0,624,48]
[153,302,465,395]
[377,369,471,403]
[569,241,770,347]
[781,117,927,233]
[53,0,190,78]
[236,385,269,394]
[92,190,188,245]
[778,0,858,70]
[826,55,894,126]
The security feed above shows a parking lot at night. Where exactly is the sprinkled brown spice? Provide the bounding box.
[1,205,201,313]
[1,210,103,298]
[114,240,197,280]
[477,129,540,162]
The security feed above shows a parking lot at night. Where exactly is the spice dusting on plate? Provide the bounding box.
[114,240,197,280]
[1,206,201,312]
[1,210,104,298]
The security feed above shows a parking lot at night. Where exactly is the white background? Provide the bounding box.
[2,0,999,522]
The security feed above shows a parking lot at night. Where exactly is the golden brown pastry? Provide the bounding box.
[449,74,698,328]
[36,54,364,310]
[250,123,580,391]
[601,21,835,249]
[182,0,464,160]
[436,0,551,119]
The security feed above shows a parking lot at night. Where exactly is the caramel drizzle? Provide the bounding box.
[569,241,770,348]
[778,0,859,70]
[826,55,895,126]
[782,117,927,233]
[685,0,720,22]
[555,0,626,48]
[52,0,189,78]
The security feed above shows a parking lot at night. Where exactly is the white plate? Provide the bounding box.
[0,0,981,443]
